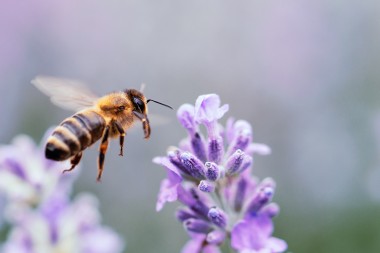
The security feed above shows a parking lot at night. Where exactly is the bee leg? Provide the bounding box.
[62,152,83,174]
[97,126,110,182]
[113,121,125,156]
[133,111,151,139]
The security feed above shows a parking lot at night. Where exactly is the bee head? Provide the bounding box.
[126,88,173,115]
[126,89,147,114]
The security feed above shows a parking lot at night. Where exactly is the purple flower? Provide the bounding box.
[153,156,182,211]
[194,94,229,127]
[181,233,222,253]
[154,94,287,253]
[0,130,125,253]
[0,132,77,215]
[231,213,287,253]
[2,193,125,253]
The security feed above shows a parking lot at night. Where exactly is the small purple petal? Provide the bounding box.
[231,219,261,250]
[231,214,281,252]
[198,180,215,193]
[153,156,183,211]
[177,104,197,135]
[247,143,272,156]
[184,218,212,233]
[261,203,280,218]
[207,207,227,228]
[153,156,183,182]
[266,237,288,252]
[225,117,236,144]
[260,177,277,190]
[194,94,229,125]
[231,120,252,138]
[156,179,179,211]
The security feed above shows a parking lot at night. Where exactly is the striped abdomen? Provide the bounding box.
[45,110,106,161]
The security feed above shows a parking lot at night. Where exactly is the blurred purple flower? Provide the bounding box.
[2,194,124,253]
[0,130,125,253]
[0,132,76,212]
[154,94,287,253]
[231,211,287,253]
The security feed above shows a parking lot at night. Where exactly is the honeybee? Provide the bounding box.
[32,76,172,181]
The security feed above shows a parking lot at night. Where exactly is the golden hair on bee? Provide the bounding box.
[32,76,172,181]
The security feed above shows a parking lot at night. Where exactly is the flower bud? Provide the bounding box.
[246,186,274,215]
[234,177,247,212]
[207,207,227,228]
[208,136,224,164]
[226,120,252,156]
[176,208,197,222]
[180,152,205,179]
[190,132,207,162]
[226,150,252,175]
[183,218,212,234]
[198,180,215,193]
[204,162,221,181]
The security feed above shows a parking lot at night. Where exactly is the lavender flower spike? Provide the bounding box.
[154,94,287,253]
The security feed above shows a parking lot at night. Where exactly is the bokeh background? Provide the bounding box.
[1,0,380,252]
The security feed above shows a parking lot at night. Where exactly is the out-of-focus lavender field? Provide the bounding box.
[1,1,380,252]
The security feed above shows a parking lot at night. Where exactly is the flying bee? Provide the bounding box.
[32,76,172,181]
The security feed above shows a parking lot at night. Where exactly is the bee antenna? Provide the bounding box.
[147,99,173,110]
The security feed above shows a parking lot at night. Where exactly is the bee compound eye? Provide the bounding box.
[133,97,145,112]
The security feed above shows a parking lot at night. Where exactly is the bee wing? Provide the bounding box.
[32,76,99,111]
